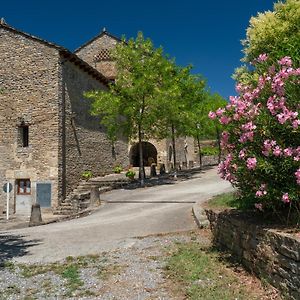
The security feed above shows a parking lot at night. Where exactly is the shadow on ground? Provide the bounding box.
[124,165,216,190]
[0,233,41,266]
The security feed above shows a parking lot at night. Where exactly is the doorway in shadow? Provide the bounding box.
[129,142,158,167]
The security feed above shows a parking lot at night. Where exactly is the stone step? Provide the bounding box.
[59,203,73,207]
[99,186,112,193]
[78,202,90,210]
[53,210,75,215]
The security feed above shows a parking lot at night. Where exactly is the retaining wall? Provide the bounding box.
[206,209,300,300]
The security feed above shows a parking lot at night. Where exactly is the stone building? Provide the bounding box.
[0,22,128,215]
[75,29,197,171]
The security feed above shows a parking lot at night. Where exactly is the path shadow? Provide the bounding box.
[0,233,42,267]
[124,165,216,190]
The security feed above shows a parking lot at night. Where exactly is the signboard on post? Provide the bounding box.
[3,183,12,193]
[3,182,12,220]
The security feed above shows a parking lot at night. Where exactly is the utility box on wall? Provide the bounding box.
[36,183,51,207]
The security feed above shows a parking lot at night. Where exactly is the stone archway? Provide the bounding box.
[129,142,158,167]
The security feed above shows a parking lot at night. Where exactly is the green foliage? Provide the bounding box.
[81,170,92,181]
[235,0,300,83]
[243,0,300,65]
[85,32,172,142]
[125,169,136,178]
[62,265,83,291]
[200,145,218,156]
[207,192,239,209]
[113,165,123,173]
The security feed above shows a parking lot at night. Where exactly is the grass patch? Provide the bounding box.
[3,261,16,271]
[207,192,238,209]
[16,254,104,297]
[165,242,262,300]
[62,265,83,291]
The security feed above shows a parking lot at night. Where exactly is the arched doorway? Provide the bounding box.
[129,142,158,167]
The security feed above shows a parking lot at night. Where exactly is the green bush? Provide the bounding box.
[125,169,136,178]
[81,170,93,181]
[200,146,218,156]
[113,165,123,173]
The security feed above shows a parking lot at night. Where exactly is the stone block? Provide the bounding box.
[90,186,100,206]
[29,204,43,226]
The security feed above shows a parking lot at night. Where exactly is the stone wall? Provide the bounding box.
[206,209,300,299]
[62,60,128,195]
[0,26,61,212]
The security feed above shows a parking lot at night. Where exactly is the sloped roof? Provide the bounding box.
[0,22,109,85]
[74,29,122,53]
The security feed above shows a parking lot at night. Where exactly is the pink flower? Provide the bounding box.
[283,148,293,157]
[208,111,216,119]
[273,146,282,157]
[282,193,290,204]
[292,119,300,129]
[239,148,246,159]
[216,108,225,117]
[219,116,231,125]
[295,168,300,185]
[255,191,263,197]
[254,203,263,211]
[278,56,292,67]
[246,157,257,170]
[256,184,267,197]
[257,53,268,62]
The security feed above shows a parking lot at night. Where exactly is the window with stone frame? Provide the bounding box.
[18,124,29,147]
[16,179,31,195]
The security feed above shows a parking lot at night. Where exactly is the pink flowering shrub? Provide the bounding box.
[210,55,300,213]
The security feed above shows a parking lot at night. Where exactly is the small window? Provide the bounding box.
[94,48,112,61]
[17,179,31,195]
[19,125,29,147]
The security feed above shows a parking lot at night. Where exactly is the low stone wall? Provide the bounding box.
[206,209,300,300]
[201,155,219,167]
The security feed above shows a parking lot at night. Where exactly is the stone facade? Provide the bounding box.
[62,60,128,195]
[206,209,300,300]
[0,25,61,214]
[0,23,128,215]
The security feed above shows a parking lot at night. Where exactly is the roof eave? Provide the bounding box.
[74,30,122,53]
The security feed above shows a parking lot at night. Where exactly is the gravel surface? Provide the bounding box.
[0,231,208,300]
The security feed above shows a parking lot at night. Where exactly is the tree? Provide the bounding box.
[85,32,175,186]
[188,92,226,167]
[235,0,300,84]
[155,65,207,173]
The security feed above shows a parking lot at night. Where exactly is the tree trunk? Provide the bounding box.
[171,124,177,178]
[216,127,221,164]
[196,132,202,169]
[138,124,145,187]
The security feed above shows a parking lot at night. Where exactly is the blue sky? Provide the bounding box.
[2,0,275,99]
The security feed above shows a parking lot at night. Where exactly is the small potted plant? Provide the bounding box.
[113,165,123,174]
[82,170,93,181]
[125,169,136,181]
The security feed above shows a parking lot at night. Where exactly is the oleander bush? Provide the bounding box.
[210,56,300,216]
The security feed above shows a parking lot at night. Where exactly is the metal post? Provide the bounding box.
[6,183,9,220]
